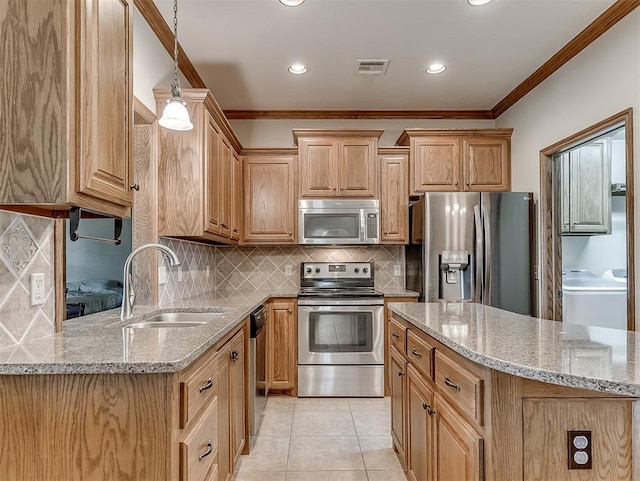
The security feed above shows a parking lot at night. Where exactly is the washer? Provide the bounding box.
[562,269,627,330]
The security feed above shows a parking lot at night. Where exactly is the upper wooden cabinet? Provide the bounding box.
[294,130,383,198]
[380,149,409,244]
[0,0,134,218]
[155,89,243,244]
[397,129,512,194]
[560,140,612,235]
[242,151,297,244]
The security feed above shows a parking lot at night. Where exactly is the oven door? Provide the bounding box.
[298,303,384,365]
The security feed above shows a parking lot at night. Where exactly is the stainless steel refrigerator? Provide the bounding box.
[405,192,535,316]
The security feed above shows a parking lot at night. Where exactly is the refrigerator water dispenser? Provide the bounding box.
[439,250,471,301]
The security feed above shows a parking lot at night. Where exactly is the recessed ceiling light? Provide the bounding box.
[280,0,305,6]
[288,63,308,75]
[426,63,446,74]
[468,0,492,5]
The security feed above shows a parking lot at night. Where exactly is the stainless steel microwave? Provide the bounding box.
[298,199,380,245]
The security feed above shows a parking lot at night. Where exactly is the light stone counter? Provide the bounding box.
[389,302,640,397]
[0,290,298,375]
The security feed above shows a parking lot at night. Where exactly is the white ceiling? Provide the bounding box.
[154,0,616,111]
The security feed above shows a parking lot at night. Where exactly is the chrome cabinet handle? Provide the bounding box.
[199,378,213,393]
[129,183,140,191]
[233,228,239,233]
[444,377,460,391]
[230,350,239,361]
[422,402,436,415]
[398,371,404,377]
[411,349,422,358]
[198,441,212,461]
[391,332,400,339]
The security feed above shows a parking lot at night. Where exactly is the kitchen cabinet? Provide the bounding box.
[384,297,418,396]
[231,151,243,241]
[267,298,297,394]
[156,89,243,244]
[561,140,611,234]
[407,364,435,481]
[0,320,249,481]
[0,0,134,218]
[396,129,512,194]
[242,151,297,244]
[390,346,408,466]
[294,130,383,198]
[380,149,409,244]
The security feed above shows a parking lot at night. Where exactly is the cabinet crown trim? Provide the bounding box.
[293,129,384,145]
[396,128,514,146]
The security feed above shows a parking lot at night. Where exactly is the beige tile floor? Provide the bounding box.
[232,396,408,481]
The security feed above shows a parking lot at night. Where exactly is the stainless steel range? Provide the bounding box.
[298,262,384,397]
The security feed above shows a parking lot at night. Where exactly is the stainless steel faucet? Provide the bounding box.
[121,243,181,320]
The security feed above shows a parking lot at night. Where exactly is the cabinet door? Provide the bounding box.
[75,0,133,208]
[568,140,611,234]
[243,156,296,243]
[217,345,231,481]
[339,139,377,197]
[381,153,409,243]
[299,138,338,197]
[219,137,233,238]
[230,151,242,241]
[268,300,297,391]
[411,138,461,193]
[463,137,510,191]
[229,330,246,470]
[434,393,483,481]
[205,113,221,234]
[407,365,435,481]
[390,347,407,464]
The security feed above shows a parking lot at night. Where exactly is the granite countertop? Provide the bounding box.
[384,291,420,298]
[0,289,298,375]
[389,302,640,397]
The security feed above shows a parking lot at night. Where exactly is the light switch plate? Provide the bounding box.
[394,264,402,276]
[285,265,293,276]
[177,266,183,282]
[158,266,167,285]
[206,265,210,278]
[30,273,45,306]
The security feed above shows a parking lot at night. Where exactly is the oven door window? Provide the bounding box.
[303,213,360,240]
[308,311,373,353]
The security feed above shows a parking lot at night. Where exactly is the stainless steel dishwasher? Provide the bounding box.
[249,305,268,446]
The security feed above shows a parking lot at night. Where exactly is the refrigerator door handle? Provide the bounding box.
[482,205,492,305]
[473,205,483,303]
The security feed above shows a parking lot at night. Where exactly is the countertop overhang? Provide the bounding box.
[389,302,640,397]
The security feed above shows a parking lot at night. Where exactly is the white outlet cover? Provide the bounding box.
[285,265,293,276]
[158,266,167,285]
[394,264,402,276]
[206,265,210,278]
[177,266,183,282]
[30,273,45,306]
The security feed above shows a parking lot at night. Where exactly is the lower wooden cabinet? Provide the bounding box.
[407,364,435,481]
[267,298,297,393]
[390,346,407,464]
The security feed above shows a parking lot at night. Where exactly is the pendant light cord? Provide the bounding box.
[171,0,181,98]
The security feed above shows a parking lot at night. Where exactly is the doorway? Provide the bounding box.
[539,109,635,329]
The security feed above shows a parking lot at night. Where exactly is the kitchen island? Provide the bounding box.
[388,302,639,481]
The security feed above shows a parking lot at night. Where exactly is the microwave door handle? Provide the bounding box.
[473,205,483,303]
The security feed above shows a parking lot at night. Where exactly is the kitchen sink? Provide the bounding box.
[126,310,229,329]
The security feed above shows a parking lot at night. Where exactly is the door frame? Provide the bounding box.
[539,108,635,329]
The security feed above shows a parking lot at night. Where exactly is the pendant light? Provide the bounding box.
[158,0,193,131]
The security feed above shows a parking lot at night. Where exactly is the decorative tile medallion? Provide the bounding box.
[0,218,38,275]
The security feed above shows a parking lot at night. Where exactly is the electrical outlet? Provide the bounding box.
[285,264,293,276]
[394,264,402,276]
[158,266,167,285]
[177,266,183,282]
[206,265,210,278]
[30,273,45,306]
[568,430,592,470]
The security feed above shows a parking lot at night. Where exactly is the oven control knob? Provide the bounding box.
[354,267,360,273]
[363,267,369,274]
[315,268,320,274]
[306,267,312,273]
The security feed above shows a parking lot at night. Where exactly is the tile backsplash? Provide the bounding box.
[0,211,55,348]
[158,238,405,303]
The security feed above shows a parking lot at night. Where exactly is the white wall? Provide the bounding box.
[230,119,495,147]
[133,9,191,114]
[495,10,640,318]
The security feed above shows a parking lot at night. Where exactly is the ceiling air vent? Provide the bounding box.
[356,59,390,75]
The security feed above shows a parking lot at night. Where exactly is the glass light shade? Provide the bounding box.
[158,97,193,131]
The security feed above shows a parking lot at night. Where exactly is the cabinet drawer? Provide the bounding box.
[406,330,435,380]
[388,316,407,353]
[180,399,219,481]
[435,351,484,425]
[180,352,219,429]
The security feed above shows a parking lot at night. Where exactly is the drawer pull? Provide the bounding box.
[391,332,400,339]
[198,441,213,462]
[444,377,460,391]
[199,378,213,393]
[230,350,239,361]
[411,348,422,358]
[398,371,404,377]
[422,402,436,416]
